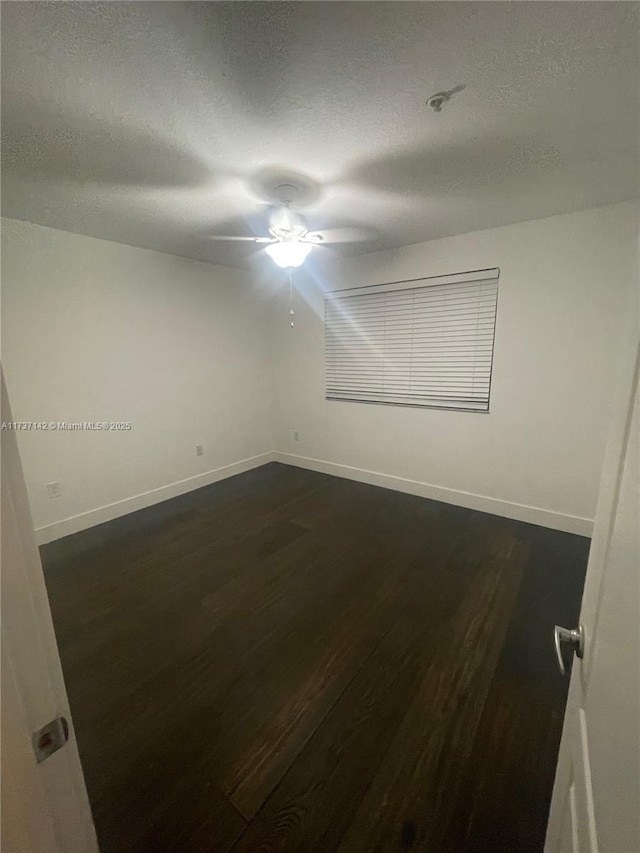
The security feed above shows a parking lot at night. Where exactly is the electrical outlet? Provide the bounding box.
[195,444,204,457]
[293,430,300,442]
[46,482,62,499]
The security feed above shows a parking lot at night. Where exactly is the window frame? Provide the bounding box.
[324,267,500,414]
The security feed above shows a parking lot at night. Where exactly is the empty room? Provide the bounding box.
[1,3,638,852]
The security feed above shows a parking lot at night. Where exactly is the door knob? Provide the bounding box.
[554,624,584,676]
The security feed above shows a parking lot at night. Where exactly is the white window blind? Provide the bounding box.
[325,268,499,411]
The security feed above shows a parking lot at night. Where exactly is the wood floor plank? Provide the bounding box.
[439,678,567,853]
[53,518,309,681]
[66,524,397,818]
[94,754,246,853]
[44,464,332,592]
[229,508,495,852]
[41,463,588,853]
[438,525,590,853]
[334,521,531,852]
[201,529,420,816]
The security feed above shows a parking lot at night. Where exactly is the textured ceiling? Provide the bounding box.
[2,1,639,268]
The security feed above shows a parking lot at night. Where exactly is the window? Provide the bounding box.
[325,268,499,412]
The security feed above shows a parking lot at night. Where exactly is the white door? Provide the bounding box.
[1,373,98,853]
[545,335,639,853]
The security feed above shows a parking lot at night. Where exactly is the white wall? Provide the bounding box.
[2,219,275,542]
[3,203,637,543]
[270,201,639,535]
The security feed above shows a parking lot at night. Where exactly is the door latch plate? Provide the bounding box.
[32,716,69,763]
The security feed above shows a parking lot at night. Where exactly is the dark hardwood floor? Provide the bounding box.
[41,463,589,853]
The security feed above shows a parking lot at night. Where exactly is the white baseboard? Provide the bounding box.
[274,452,593,537]
[34,452,276,545]
[35,449,593,544]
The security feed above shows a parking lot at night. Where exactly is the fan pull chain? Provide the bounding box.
[289,268,295,328]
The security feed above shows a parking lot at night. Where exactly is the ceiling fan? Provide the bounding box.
[206,183,374,268]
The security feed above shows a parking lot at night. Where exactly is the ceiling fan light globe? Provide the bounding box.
[265,241,312,268]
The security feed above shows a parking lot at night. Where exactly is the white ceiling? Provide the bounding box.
[2,1,638,268]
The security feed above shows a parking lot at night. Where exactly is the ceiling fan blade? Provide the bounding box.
[305,227,378,244]
[205,235,275,243]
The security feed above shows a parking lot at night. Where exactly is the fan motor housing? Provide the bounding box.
[274,183,299,205]
[270,204,307,237]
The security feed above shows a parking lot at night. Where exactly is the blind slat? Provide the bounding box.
[326,304,497,322]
